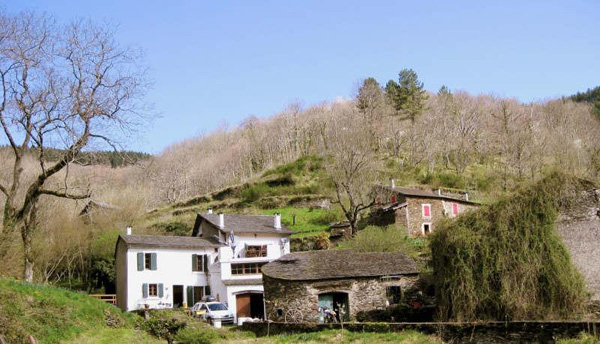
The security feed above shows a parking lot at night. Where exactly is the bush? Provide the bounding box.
[137,310,186,343]
[431,173,589,321]
[241,184,269,203]
[153,222,191,236]
[337,225,420,257]
[309,210,340,226]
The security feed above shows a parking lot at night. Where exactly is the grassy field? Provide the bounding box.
[0,278,142,344]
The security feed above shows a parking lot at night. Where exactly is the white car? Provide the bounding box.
[191,301,235,324]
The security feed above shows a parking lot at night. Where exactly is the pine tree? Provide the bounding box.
[385,69,428,123]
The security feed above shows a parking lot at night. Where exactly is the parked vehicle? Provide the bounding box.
[190,301,234,324]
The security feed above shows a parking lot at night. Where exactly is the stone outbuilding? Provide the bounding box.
[372,181,480,235]
[262,250,419,323]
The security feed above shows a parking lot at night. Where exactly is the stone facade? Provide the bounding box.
[372,186,479,235]
[263,275,419,323]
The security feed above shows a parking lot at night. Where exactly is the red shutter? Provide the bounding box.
[423,205,431,217]
[452,203,458,216]
[390,195,396,203]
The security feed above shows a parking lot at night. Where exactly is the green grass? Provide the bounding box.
[255,206,343,237]
[0,278,138,344]
[63,328,163,344]
[558,333,600,344]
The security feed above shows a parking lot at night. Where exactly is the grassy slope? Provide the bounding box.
[138,155,498,241]
[0,278,156,344]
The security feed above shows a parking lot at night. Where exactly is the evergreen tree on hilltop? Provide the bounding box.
[385,69,428,123]
[570,86,600,120]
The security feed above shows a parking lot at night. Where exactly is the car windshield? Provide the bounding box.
[208,303,228,311]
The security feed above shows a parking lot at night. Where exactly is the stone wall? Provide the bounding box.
[263,275,419,323]
[556,188,600,300]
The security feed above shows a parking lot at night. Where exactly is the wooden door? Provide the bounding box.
[236,294,251,318]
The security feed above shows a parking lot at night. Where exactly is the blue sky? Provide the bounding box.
[4,0,600,153]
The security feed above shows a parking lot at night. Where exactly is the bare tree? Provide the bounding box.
[325,108,380,235]
[0,12,148,281]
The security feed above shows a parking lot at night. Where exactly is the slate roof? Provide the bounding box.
[197,213,294,234]
[379,185,479,205]
[262,250,418,281]
[118,234,223,249]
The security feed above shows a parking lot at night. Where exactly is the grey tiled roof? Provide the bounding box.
[119,234,223,249]
[379,185,479,205]
[197,214,294,234]
[262,250,418,281]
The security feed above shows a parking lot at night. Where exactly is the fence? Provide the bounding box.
[89,294,117,305]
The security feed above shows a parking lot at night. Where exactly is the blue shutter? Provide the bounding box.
[150,253,157,270]
[203,254,208,272]
[187,286,194,305]
[137,252,144,271]
[191,254,197,271]
[142,283,148,298]
[158,283,164,298]
[204,285,211,297]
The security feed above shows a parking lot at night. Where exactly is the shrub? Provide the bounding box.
[241,184,269,203]
[153,222,191,236]
[337,225,419,257]
[309,210,340,226]
[137,310,186,344]
[431,172,589,321]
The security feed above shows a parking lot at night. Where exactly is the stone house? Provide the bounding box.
[262,250,419,323]
[372,181,479,235]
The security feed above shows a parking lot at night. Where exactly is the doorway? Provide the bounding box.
[318,292,349,322]
[236,293,265,319]
[173,285,184,308]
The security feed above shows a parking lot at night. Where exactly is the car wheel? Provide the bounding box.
[207,317,213,325]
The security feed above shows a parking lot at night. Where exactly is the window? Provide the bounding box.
[452,203,458,216]
[423,223,432,235]
[137,252,157,271]
[148,283,158,297]
[143,283,163,298]
[192,254,208,272]
[422,204,431,218]
[245,245,267,258]
[231,262,266,275]
[145,253,152,269]
[386,286,402,304]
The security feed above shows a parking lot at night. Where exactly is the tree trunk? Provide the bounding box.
[22,225,34,282]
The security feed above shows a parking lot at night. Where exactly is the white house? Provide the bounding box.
[115,212,292,322]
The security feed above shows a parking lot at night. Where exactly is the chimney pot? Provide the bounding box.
[274,213,281,229]
[218,213,225,228]
[126,226,132,235]
[437,189,442,196]
[390,179,395,189]
[465,193,469,201]
[208,207,213,214]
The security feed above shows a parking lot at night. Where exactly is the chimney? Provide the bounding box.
[218,213,225,228]
[274,213,281,230]
[464,193,469,201]
[390,179,395,189]
[436,189,442,196]
[126,226,132,235]
[207,207,213,214]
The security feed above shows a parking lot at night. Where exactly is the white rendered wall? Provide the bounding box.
[124,246,217,311]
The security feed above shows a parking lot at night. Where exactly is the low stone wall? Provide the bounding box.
[242,321,600,343]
